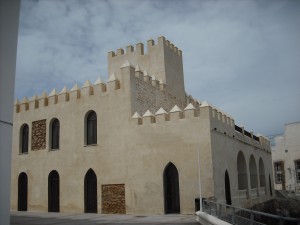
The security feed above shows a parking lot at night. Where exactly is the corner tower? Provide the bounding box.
[108,36,186,100]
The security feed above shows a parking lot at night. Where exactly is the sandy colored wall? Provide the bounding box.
[11,40,273,215]
[210,114,274,208]
[11,65,214,214]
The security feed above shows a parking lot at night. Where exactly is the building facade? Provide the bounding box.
[11,37,274,214]
[272,122,300,193]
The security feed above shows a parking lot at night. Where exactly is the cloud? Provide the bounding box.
[15,0,300,136]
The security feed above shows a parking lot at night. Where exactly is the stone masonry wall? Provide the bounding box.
[31,119,46,151]
[102,184,125,214]
[135,78,186,115]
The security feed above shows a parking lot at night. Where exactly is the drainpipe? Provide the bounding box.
[197,148,203,212]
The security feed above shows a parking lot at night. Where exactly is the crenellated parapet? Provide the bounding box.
[108,36,186,100]
[108,36,182,58]
[133,100,270,153]
[199,100,235,128]
[14,74,120,114]
[132,103,200,125]
[232,124,270,151]
[14,56,198,122]
[199,100,270,151]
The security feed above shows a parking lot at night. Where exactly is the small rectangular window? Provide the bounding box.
[274,162,284,184]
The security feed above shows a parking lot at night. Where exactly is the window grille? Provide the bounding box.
[274,162,284,183]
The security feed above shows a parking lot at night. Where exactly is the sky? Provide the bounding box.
[15,0,300,139]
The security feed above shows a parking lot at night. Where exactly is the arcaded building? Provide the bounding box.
[11,36,274,214]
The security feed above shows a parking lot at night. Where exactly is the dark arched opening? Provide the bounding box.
[84,169,97,213]
[48,170,60,212]
[225,170,232,205]
[237,151,248,199]
[249,155,258,189]
[249,155,258,197]
[163,162,180,214]
[18,172,28,211]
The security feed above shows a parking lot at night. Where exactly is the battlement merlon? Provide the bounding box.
[199,102,271,152]
[108,36,186,101]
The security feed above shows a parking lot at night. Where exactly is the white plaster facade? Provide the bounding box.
[11,37,274,215]
[272,122,300,192]
[0,1,20,224]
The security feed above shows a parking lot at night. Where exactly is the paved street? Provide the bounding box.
[11,211,199,225]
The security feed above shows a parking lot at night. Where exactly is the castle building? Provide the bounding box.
[11,36,274,214]
[272,122,300,193]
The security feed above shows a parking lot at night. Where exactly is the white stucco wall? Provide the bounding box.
[0,0,20,224]
[272,122,300,191]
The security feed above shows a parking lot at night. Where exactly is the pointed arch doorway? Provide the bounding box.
[163,162,180,214]
[225,170,232,205]
[84,169,97,213]
[18,172,28,211]
[48,170,60,212]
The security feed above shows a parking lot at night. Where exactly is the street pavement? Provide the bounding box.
[11,211,200,225]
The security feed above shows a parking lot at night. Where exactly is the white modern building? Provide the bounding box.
[0,1,20,225]
[272,122,300,193]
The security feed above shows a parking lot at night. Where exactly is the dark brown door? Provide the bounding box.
[84,169,97,213]
[48,170,60,212]
[164,163,180,214]
[18,172,28,211]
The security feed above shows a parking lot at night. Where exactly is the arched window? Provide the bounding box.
[20,124,29,153]
[86,111,97,145]
[50,119,60,150]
